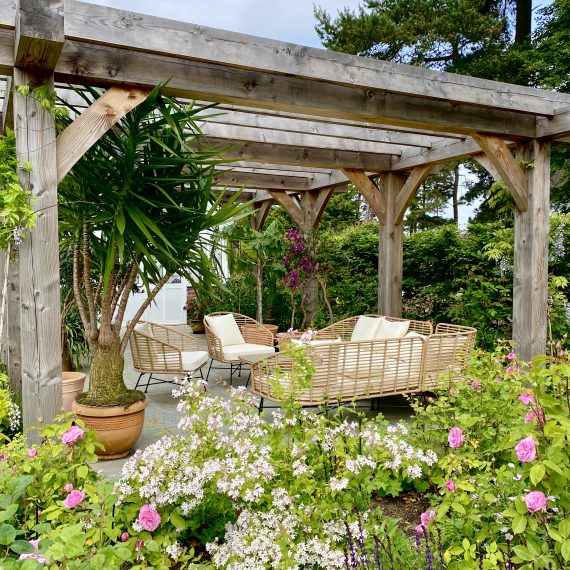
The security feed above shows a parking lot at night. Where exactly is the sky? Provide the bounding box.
[91,0,362,47]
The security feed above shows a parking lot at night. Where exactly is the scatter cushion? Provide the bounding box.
[222,343,275,362]
[134,322,153,337]
[351,316,383,341]
[405,331,427,339]
[205,314,245,346]
[181,351,209,371]
[375,319,410,339]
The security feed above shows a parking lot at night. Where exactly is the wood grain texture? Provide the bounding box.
[472,133,528,212]
[392,137,479,170]
[536,106,570,139]
[251,201,272,231]
[0,27,15,75]
[56,86,150,183]
[204,138,392,171]
[378,173,405,317]
[15,0,63,71]
[214,170,311,191]
[268,191,304,228]
[62,0,570,114]
[512,141,550,360]
[14,68,62,439]
[301,187,335,229]
[342,169,386,222]
[394,165,433,224]
[1,76,13,131]
[473,153,503,183]
[54,40,538,138]
[201,122,406,155]
[5,256,21,393]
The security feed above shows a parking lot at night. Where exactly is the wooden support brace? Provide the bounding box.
[473,153,503,183]
[472,133,528,211]
[394,165,432,224]
[268,190,304,229]
[301,187,335,230]
[56,86,151,183]
[341,168,386,223]
[251,201,272,231]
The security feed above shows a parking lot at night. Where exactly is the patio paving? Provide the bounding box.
[93,325,415,479]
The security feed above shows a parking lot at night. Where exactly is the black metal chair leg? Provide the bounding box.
[258,397,264,414]
[145,374,153,393]
[245,371,251,388]
[205,360,213,382]
[134,373,144,390]
[199,368,204,380]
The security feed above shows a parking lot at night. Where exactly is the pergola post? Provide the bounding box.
[251,201,272,232]
[513,141,550,360]
[13,0,65,436]
[474,135,550,360]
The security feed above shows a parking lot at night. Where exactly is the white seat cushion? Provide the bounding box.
[375,319,410,339]
[205,314,245,346]
[406,331,427,339]
[351,316,383,341]
[134,322,153,337]
[222,343,276,363]
[181,350,208,371]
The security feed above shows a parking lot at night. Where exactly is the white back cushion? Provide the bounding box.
[406,331,427,339]
[351,316,383,341]
[134,322,153,337]
[375,319,410,339]
[205,314,245,346]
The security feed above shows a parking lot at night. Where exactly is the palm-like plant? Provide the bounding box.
[58,86,245,406]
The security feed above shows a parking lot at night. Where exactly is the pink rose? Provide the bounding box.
[525,491,547,513]
[448,427,464,449]
[27,448,37,458]
[29,539,40,550]
[138,504,161,532]
[136,539,145,551]
[415,524,425,535]
[525,410,545,425]
[63,490,85,508]
[506,365,519,374]
[61,425,84,445]
[121,532,129,542]
[519,393,534,406]
[64,483,74,492]
[470,381,481,390]
[420,509,436,527]
[507,352,516,361]
[515,437,537,463]
[445,480,457,492]
[19,553,46,563]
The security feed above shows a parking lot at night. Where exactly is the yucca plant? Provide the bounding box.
[58,85,245,406]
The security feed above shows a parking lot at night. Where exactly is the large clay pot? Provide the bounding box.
[71,399,147,460]
[61,372,86,412]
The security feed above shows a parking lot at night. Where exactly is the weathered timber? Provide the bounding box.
[473,133,528,212]
[392,137,479,170]
[378,173,406,318]
[1,76,12,131]
[268,191,304,228]
[61,0,570,114]
[512,141,550,360]
[394,165,433,224]
[251,201,272,231]
[15,0,63,71]
[201,122,406,155]
[14,67,62,436]
[203,138,392,171]
[52,40,539,138]
[301,187,335,230]
[5,257,21,393]
[214,170,312,191]
[341,168,386,222]
[473,153,503,184]
[56,86,150,182]
[536,107,570,139]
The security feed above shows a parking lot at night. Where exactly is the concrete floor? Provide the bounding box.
[94,325,414,478]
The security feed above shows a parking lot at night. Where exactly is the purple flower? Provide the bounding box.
[524,410,545,425]
[445,480,457,492]
[138,504,161,532]
[420,509,437,526]
[507,352,517,361]
[448,427,464,449]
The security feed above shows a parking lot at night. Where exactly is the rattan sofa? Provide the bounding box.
[250,315,476,407]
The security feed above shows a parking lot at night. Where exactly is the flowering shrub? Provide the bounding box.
[410,345,570,568]
[0,371,21,438]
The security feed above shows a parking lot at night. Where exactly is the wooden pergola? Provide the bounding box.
[1,0,569,430]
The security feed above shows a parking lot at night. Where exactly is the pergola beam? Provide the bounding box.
[268,191,304,228]
[341,168,386,222]
[215,169,313,191]
[394,165,433,224]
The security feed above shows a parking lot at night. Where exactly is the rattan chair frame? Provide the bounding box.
[204,312,275,383]
[129,321,206,392]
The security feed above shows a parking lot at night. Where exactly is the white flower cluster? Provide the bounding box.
[7,400,20,432]
[206,489,345,569]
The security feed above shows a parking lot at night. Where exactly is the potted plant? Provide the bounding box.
[185,296,206,334]
[58,86,245,459]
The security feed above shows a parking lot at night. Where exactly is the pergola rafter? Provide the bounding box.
[0,0,567,432]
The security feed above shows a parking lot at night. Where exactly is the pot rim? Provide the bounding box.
[72,398,147,417]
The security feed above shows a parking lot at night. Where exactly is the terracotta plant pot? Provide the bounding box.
[61,371,86,413]
[71,399,147,460]
[189,320,205,334]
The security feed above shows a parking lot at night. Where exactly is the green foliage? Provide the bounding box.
[0,372,20,438]
[0,130,35,254]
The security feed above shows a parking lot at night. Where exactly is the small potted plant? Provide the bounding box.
[185,297,205,334]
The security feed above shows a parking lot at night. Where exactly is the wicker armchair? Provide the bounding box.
[129,321,208,392]
[204,312,276,383]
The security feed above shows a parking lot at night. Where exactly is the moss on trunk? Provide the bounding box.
[76,328,144,407]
